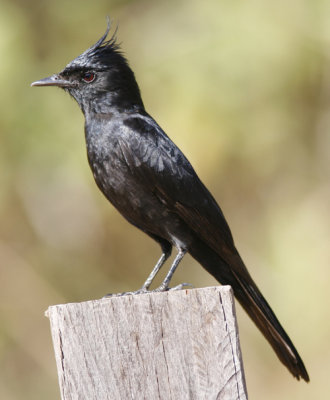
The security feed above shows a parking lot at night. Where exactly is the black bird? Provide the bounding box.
[32,23,309,382]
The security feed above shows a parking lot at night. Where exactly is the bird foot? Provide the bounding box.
[103,283,193,298]
[168,282,193,291]
[103,288,148,298]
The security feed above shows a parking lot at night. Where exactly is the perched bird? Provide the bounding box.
[32,22,309,381]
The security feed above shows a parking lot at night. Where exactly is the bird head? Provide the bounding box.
[31,21,144,114]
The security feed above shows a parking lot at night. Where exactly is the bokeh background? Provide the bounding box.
[1,0,329,398]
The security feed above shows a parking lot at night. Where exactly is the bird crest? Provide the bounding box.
[63,19,121,72]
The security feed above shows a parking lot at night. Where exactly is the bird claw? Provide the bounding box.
[103,283,193,298]
[167,282,193,291]
[103,288,148,298]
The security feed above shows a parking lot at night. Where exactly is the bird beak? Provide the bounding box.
[31,74,74,88]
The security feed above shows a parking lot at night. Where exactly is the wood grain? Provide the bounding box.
[46,286,248,400]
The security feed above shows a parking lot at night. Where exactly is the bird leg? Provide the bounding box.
[103,248,171,297]
[140,249,171,291]
[154,248,187,291]
[103,248,190,297]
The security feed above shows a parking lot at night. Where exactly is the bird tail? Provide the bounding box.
[189,239,309,382]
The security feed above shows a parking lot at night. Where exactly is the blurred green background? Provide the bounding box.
[0,0,329,398]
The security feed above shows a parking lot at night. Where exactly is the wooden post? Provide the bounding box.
[46,286,248,400]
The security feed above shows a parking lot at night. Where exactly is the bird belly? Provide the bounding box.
[89,155,193,249]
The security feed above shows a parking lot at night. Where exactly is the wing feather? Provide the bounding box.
[121,115,237,257]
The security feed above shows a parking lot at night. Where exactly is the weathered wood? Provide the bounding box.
[46,286,248,400]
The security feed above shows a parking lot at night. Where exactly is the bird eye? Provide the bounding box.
[82,72,96,83]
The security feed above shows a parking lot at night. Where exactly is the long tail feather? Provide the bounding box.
[189,239,309,382]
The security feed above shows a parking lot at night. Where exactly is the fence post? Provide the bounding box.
[46,285,248,399]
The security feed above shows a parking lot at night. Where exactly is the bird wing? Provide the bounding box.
[120,116,310,383]
[120,115,237,258]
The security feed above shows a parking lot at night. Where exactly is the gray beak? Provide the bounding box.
[31,74,74,88]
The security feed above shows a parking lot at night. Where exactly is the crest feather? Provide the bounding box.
[87,18,120,57]
[63,18,122,72]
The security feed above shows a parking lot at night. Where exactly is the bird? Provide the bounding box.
[31,21,309,382]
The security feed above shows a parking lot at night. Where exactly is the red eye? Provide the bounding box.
[82,72,95,82]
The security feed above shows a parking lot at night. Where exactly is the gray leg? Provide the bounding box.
[140,249,171,291]
[156,248,187,291]
[103,247,189,298]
